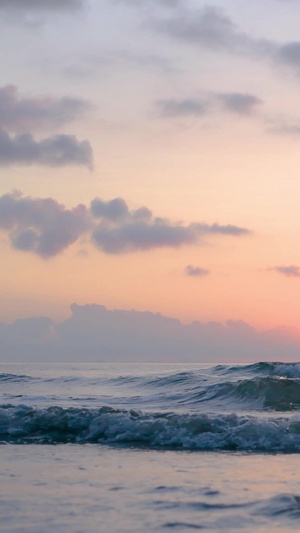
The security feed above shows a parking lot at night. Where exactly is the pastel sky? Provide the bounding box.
[2,0,300,361]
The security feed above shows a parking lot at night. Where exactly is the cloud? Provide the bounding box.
[216,93,263,115]
[91,197,250,254]
[0,0,84,12]
[114,0,181,9]
[0,129,93,168]
[0,192,250,258]
[115,2,300,80]
[0,191,89,258]
[185,265,210,277]
[0,85,91,133]
[151,6,273,57]
[156,93,263,119]
[277,42,300,69]
[1,303,300,362]
[157,98,209,118]
[271,266,300,277]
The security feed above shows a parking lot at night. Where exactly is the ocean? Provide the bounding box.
[1,362,300,532]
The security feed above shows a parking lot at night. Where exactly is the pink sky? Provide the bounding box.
[1,0,300,360]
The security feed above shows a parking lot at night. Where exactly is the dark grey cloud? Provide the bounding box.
[0,0,84,11]
[185,265,210,277]
[0,191,89,258]
[271,266,300,277]
[2,303,300,362]
[0,85,91,133]
[0,129,93,168]
[0,192,250,258]
[216,93,263,115]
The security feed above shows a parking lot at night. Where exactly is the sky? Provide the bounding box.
[1,0,300,361]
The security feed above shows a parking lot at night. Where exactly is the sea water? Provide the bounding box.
[1,362,300,532]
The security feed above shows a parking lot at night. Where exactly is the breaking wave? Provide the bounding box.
[2,404,300,451]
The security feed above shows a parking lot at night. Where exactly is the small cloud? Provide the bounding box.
[0,85,92,133]
[156,92,263,121]
[185,265,210,277]
[270,266,300,277]
[0,129,93,169]
[156,98,208,118]
[216,93,263,115]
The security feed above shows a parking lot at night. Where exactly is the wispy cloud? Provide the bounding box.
[151,6,274,57]
[156,92,263,119]
[0,85,92,133]
[185,265,210,277]
[270,266,300,277]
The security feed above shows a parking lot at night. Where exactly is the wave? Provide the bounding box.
[199,377,300,411]
[213,362,300,378]
[0,373,34,382]
[2,404,300,451]
[3,364,300,411]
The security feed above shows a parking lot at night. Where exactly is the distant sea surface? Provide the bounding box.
[2,362,300,532]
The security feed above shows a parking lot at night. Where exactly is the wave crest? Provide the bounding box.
[2,404,300,451]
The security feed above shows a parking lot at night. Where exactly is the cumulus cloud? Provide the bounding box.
[271,266,300,277]
[0,192,250,258]
[185,265,210,277]
[0,0,84,11]
[0,85,91,133]
[0,191,89,258]
[0,129,93,168]
[91,197,250,254]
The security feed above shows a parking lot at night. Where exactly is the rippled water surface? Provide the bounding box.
[2,362,300,531]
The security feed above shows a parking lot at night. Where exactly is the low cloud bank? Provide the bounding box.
[1,303,300,362]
